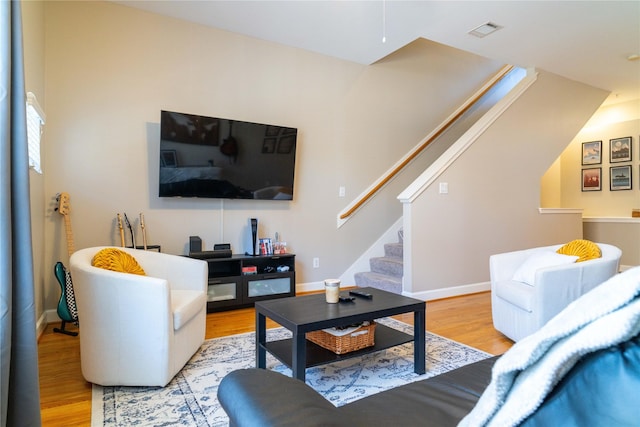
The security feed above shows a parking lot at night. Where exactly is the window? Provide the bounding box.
[26,92,45,174]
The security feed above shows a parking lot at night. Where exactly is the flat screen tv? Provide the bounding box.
[159,110,297,200]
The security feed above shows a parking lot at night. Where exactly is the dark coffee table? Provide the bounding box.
[255,287,425,382]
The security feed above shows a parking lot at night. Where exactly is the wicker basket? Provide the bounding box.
[307,322,376,354]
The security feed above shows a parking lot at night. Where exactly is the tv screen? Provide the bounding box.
[159,110,297,200]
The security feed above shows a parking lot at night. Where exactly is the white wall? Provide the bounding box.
[41,1,503,312]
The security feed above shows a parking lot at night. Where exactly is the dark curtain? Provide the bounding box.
[0,1,43,426]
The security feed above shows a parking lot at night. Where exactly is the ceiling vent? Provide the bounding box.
[469,22,503,38]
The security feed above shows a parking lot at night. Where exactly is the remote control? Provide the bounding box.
[349,290,373,299]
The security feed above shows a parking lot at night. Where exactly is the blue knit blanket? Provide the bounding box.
[459,267,640,427]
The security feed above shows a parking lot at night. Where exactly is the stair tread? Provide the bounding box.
[354,271,401,283]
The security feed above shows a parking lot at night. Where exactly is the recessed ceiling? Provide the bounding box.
[114,1,640,105]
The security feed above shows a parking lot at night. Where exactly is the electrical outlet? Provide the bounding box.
[339,186,346,197]
[313,257,320,268]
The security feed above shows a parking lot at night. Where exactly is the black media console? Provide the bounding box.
[188,253,296,312]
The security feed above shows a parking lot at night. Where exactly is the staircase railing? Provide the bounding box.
[337,64,514,224]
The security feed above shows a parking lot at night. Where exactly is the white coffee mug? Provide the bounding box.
[324,279,340,303]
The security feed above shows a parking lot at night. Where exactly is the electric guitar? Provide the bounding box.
[140,213,148,250]
[54,192,79,336]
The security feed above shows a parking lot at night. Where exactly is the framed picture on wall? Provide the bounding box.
[610,165,631,190]
[582,168,601,192]
[609,136,632,163]
[581,140,602,165]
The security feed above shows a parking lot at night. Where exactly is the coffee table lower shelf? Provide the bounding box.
[262,323,414,368]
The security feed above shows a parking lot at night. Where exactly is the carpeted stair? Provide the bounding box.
[354,229,403,294]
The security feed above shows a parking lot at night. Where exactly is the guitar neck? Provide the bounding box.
[63,214,75,257]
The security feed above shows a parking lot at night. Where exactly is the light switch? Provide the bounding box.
[439,182,448,194]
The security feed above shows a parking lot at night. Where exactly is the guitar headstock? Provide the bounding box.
[117,213,123,230]
[123,213,132,228]
[56,192,71,216]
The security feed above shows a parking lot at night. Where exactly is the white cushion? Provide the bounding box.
[512,252,579,285]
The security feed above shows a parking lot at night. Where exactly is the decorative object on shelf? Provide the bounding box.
[609,136,632,163]
[581,140,602,165]
[581,167,601,192]
[259,238,273,255]
[632,209,640,218]
[324,279,341,303]
[610,165,632,190]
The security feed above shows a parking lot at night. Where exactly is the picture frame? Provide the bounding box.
[609,136,632,163]
[262,138,276,154]
[160,150,177,167]
[277,135,295,154]
[581,140,602,165]
[610,165,631,191]
[581,168,601,192]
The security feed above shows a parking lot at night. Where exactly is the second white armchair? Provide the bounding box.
[490,243,621,342]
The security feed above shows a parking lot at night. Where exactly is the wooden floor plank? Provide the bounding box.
[37,290,512,426]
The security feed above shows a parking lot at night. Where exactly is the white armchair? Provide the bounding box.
[490,243,621,342]
[69,246,207,386]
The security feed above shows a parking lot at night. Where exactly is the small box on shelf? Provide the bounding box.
[242,266,257,275]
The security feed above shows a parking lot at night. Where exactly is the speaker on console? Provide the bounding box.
[189,236,202,254]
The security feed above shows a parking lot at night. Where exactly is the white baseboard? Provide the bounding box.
[401,281,491,301]
[297,280,491,301]
[296,281,325,293]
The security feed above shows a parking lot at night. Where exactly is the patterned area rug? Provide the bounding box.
[92,318,490,426]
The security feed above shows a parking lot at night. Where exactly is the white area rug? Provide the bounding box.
[92,318,490,426]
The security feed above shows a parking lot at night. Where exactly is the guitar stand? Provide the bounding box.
[54,320,78,337]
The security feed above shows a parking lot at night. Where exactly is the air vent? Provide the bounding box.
[469,22,503,38]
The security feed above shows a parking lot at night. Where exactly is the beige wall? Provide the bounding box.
[39,1,503,314]
[404,71,608,297]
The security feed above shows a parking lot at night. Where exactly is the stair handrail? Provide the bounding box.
[338,64,514,222]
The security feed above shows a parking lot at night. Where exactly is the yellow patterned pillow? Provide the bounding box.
[556,239,601,263]
[92,248,146,275]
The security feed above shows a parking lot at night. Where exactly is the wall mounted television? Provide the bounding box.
[159,110,297,200]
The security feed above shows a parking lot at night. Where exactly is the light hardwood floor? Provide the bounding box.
[38,291,512,426]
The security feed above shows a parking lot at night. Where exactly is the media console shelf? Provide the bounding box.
[188,253,295,312]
